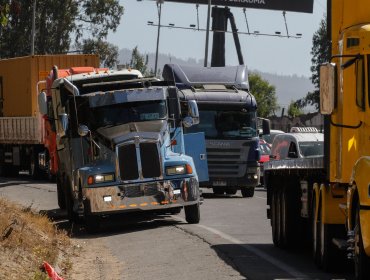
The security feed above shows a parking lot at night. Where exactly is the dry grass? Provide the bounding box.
[0,197,74,280]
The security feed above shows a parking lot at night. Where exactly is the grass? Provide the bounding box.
[0,197,73,279]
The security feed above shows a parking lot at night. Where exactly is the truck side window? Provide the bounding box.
[288,142,298,158]
[356,58,365,110]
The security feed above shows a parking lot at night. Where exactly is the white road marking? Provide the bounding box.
[255,195,267,200]
[176,216,310,279]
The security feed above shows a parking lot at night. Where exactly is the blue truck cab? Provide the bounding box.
[39,68,204,230]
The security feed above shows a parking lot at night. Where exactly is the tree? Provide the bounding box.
[78,39,118,68]
[296,15,330,110]
[249,72,279,118]
[0,0,123,61]
[129,46,150,76]
[287,100,303,117]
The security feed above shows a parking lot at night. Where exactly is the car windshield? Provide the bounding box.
[90,100,167,128]
[299,141,324,157]
[186,109,257,139]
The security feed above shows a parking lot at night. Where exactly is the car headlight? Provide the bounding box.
[166,164,193,176]
[88,173,115,185]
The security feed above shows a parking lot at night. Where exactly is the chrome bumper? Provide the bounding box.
[83,177,199,213]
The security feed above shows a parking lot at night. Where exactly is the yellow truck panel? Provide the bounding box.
[0,55,99,117]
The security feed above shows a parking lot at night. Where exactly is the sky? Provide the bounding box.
[108,0,327,78]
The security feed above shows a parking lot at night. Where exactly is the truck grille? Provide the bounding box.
[118,142,161,181]
[206,146,246,177]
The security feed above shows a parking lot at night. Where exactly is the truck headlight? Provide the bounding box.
[88,173,115,185]
[166,164,193,175]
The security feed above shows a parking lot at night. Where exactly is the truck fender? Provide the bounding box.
[349,157,370,256]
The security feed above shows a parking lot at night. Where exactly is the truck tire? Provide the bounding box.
[241,187,254,198]
[56,175,66,210]
[64,180,81,224]
[312,195,320,265]
[271,187,282,247]
[354,204,370,279]
[213,188,224,195]
[271,187,279,246]
[185,202,200,224]
[29,147,41,179]
[317,201,338,271]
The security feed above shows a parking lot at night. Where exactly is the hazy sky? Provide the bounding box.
[108,0,327,77]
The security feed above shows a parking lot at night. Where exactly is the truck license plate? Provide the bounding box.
[213,181,226,186]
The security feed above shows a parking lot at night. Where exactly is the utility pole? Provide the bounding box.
[154,0,164,76]
[31,0,36,55]
[204,0,211,67]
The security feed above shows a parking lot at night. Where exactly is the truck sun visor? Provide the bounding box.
[88,87,167,108]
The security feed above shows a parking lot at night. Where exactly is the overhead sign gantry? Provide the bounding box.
[163,0,314,14]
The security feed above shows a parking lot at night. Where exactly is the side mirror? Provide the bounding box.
[262,118,270,135]
[78,124,90,137]
[320,63,336,115]
[59,113,69,132]
[183,116,194,128]
[38,91,48,115]
[187,100,199,125]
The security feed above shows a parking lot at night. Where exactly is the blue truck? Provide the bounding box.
[38,67,205,231]
[163,64,270,198]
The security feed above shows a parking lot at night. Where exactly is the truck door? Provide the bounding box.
[184,132,209,182]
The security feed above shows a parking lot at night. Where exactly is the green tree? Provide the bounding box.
[78,39,118,68]
[296,15,330,110]
[249,72,279,118]
[287,100,303,117]
[129,46,149,76]
[0,0,123,61]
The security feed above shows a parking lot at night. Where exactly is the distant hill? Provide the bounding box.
[118,48,315,114]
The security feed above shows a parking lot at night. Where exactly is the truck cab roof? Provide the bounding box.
[162,63,249,90]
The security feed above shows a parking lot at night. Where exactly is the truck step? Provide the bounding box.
[332,238,348,250]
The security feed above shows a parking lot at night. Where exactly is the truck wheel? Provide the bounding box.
[213,188,224,195]
[64,181,81,224]
[312,195,320,265]
[271,187,282,247]
[354,204,370,279]
[280,188,288,248]
[56,175,66,210]
[29,148,40,179]
[241,187,254,198]
[185,202,200,224]
[271,188,279,246]
[318,202,338,271]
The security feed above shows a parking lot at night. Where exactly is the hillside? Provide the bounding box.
[118,48,315,113]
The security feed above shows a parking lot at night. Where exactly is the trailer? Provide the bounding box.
[0,55,99,177]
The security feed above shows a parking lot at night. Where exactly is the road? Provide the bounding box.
[0,176,354,280]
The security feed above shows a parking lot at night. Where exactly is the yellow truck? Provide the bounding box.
[0,55,99,178]
[264,0,370,278]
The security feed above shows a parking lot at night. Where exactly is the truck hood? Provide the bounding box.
[95,120,167,148]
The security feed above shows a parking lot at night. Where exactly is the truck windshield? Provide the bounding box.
[186,109,257,139]
[90,100,167,128]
